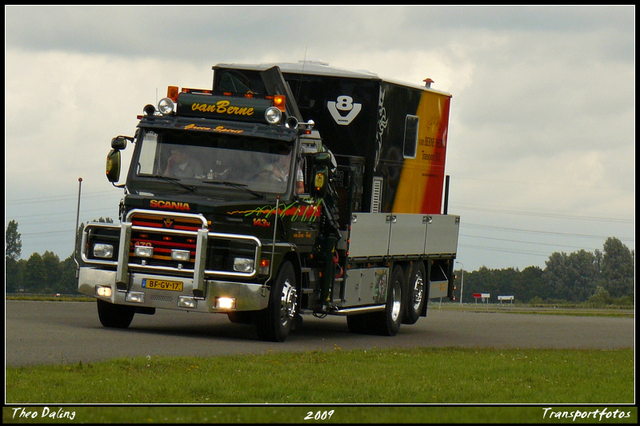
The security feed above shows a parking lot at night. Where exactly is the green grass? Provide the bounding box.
[436,303,634,318]
[4,348,636,423]
[6,348,633,404]
[5,300,634,423]
[6,294,92,302]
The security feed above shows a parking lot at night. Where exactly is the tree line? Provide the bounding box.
[5,219,112,295]
[454,237,634,306]
[5,219,635,305]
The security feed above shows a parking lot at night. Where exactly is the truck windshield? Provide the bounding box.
[133,129,296,195]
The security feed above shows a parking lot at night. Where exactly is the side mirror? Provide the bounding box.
[312,168,328,198]
[106,149,121,182]
[311,153,330,198]
[313,152,332,166]
[111,136,128,150]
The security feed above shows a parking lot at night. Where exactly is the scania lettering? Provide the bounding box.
[149,200,192,210]
[78,62,460,341]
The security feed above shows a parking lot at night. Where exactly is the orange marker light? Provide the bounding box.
[273,95,286,112]
[167,86,179,102]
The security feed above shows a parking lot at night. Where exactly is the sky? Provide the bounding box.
[5,5,635,272]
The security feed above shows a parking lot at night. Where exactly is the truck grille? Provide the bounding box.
[126,210,261,278]
[128,212,202,272]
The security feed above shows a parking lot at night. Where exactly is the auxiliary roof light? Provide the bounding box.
[264,106,282,124]
[158,97,175,115]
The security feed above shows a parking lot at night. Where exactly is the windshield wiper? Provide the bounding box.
[202,180,265,199]
[146,175,196,193]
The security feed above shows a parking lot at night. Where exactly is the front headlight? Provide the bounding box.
[233,257,254,273]
[93,243,114,259]
[134,246,154,258]
[171,249,190,262]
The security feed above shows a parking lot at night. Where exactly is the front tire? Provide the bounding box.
[347,312,372,334]
[227,311,255,324]
[256,261,298,342]
[97,299,135,328]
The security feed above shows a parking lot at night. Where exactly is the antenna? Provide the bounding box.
[295,47,308,102]
[73,177,83,277]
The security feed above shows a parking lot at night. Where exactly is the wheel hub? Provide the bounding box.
[279,279,298,325]
[390,285,402,322]
[413,275,425,310]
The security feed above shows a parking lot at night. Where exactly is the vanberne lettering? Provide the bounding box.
[191,100,254,116]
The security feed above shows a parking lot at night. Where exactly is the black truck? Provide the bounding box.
[78,61,460,341]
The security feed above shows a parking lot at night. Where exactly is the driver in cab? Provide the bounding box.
[163,147,204,178]
[261,152,305,193]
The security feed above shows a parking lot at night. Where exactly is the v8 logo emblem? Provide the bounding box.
[327,95,362,126]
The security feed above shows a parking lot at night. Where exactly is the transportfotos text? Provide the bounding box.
[542,407,631,421]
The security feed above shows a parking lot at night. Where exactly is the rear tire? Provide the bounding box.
[256,261,298,342]
[370,265,404,336]
[402,261,427,325]
[97,299,135,329]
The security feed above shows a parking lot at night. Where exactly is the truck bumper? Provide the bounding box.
[78,267,269,313]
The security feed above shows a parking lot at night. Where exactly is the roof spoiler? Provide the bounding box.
[260,66,303,123]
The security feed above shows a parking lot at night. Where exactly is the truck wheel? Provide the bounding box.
[256,261,298,342]
[97,299,135,329]
[371,265,404,336]
[402,261,427,325]
[346,313,372,334]
[227,311,255,324]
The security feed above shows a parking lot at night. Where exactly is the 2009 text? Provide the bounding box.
[304,410,335,421]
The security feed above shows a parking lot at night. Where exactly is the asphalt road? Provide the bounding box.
[5,301,634,367]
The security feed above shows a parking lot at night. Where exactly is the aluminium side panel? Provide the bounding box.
[387,213,427,256]
[342,267,389,306]
[425,215,460,255]
[347,213,390,258]
[429,280,450,299]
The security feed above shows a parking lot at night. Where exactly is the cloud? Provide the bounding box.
[5,5,634,269]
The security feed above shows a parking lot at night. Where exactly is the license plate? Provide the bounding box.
[142,279,183,292]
